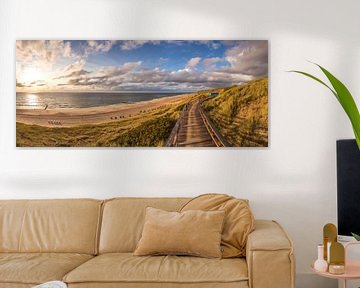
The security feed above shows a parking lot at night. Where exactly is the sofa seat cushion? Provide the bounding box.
[64,253,248,285]
[0,253,93,285]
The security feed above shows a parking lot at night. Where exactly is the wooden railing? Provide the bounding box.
[198,105,229,147]
[166,98,229,147]
[165,104,188,147]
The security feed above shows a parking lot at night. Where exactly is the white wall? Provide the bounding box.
[1,0,359,287]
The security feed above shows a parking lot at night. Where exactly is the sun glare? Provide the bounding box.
[21,67,46,85]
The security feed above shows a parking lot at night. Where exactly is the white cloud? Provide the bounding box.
[211,42,221,49]
[120,40,161,50]
[94,61,142,77]
[16,40,73,68]
[196,40,221,50]
[63,59,86,73]
[224,40,268,76]
[186,57,202,69]
[55,61,143,89]
[87,40,116,53]
[120,41,148,51]
[60,66,242,91]
[203,57,223,69]
[53,55,261,91]
[63,41,72,57]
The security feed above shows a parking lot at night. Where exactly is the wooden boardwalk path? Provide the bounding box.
[166,99,228,147]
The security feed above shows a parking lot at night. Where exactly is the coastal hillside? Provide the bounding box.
[16,100,188,147]
[202,78,268,147]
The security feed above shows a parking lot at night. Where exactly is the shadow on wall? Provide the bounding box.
[75,2,359,203]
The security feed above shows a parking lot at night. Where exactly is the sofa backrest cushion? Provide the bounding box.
[181,194,254,258]
[99,198,189,253]
[0,199,102,254]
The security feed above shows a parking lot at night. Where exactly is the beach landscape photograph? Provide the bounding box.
[16,40,268,147]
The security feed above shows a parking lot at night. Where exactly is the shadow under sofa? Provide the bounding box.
[0,198,295,288]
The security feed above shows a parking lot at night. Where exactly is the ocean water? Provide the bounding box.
[16,92,185,109]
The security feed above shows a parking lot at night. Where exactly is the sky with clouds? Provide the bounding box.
[16,40,268,93]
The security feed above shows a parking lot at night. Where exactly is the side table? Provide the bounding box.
[311,242,360,288]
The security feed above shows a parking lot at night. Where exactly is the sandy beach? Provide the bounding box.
[16,93,191,127]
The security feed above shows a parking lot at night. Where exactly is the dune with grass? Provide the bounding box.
[16,93,199,147]
[202,78,268,147]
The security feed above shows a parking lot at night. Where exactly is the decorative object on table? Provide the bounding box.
[16,40,268,148]
[289,62,360,150]
[328,264,345,275]
[314,244,328,272]
[329,242,345,275]
[32,281,67,288]
[323,223,337,262]
[319,223,346,275]
[312,242,360,288]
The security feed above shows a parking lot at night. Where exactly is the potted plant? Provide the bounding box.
[290,63,360,240]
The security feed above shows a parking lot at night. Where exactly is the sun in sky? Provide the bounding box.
[19,66,46,84]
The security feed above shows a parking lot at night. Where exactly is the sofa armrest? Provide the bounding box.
[246,220,295,288]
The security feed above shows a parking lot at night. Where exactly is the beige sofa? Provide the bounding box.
[0,198,295,288]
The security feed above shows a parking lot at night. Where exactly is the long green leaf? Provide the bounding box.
[317,65,358,117]
[289,64,360,150]
[351,232,360,241]
[289,70,338,99]
[353,127,360,149]
[316,64,360,150]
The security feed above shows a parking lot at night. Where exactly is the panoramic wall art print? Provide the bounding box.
[16,40,268,147]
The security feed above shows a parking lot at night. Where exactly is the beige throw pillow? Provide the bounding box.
[181,194,255,258]
[134,207,225,258]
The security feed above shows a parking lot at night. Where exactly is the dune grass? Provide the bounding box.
[202,78,268,147]
[17,102,185,147]
[16,83,269,148]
